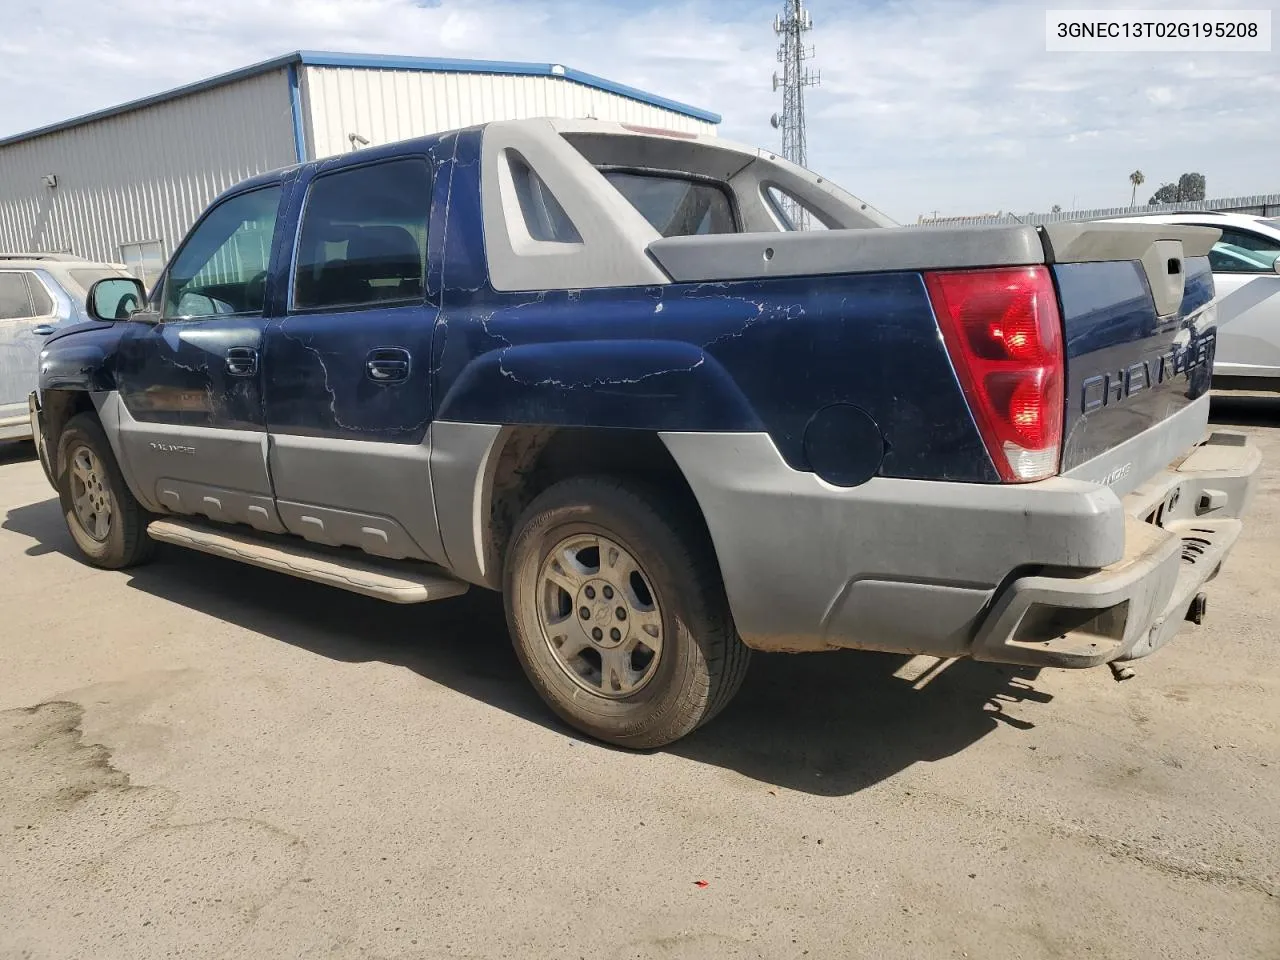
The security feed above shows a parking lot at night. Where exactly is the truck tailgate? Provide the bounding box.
[1043,221,1221,492]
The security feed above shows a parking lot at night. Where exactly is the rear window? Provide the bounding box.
[293,158,431,311]
[765,186,829,232]
[601,171,737,237]
[27,275,54,314]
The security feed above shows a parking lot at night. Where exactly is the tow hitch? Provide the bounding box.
[1109,662,1136,682]
[1186,592,1208,625]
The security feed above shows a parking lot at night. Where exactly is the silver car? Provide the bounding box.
[1,254,135,441]
[1104,212,1280,387]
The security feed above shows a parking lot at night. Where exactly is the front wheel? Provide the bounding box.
[504,477,750,749]
[56,413,154,569]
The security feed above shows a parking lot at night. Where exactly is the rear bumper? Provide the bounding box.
[661,427,1260,666]
[973,430,1259,667]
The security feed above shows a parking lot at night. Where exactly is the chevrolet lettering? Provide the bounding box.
[1080,334,1215,414]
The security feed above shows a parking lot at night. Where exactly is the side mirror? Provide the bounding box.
[1273,259,1280,276]
[87,276,147,322]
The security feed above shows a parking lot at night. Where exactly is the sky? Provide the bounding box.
[2,0,1277,223]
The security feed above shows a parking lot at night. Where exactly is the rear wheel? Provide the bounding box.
[56,413,154,569]
[504,477,750,748]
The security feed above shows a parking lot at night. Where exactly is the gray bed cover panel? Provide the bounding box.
[648,225,1046,282]
[648,220,1222,284]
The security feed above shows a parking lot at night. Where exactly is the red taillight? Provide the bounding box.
[924,266,1064,482]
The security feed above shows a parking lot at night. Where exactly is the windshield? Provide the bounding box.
[601,170,737,237]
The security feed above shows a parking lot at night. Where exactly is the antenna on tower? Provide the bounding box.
[771,0,820,229]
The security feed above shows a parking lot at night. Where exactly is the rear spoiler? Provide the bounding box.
[1039,221,1220,262]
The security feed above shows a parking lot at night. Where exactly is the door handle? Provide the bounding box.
[366,347,411,383]
[225,346,258,377]
[31,324,55,336]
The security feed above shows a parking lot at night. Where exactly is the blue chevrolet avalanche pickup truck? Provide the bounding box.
[29,119,1260,747]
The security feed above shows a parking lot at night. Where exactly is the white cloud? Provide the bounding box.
[2,0,1277,221]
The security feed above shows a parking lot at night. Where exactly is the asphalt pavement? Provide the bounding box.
[1,398,1277,959]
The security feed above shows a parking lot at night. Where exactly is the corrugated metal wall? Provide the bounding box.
[0,63,717,271]
[0,70,296,265]
[301,66,717,160]
[914,193,1280,227]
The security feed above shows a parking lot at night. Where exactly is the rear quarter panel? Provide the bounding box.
[427,128,997,483]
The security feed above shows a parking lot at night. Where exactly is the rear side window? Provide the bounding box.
[0,273,32,320]
[508,152,581,243]
[69,268,124,292]
[765,185,829,232]
[602,171,737,237]
[27,275,54,315]
[293,158,432,311]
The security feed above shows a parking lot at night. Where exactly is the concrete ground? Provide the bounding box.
[0,399,1277,960]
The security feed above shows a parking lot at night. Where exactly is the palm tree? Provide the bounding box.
[1129,170,1145,208]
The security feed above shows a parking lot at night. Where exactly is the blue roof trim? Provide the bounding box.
[564,66,722,124]
[292,51,723,124]
[0,53,301,148]
[286,63,308,162]
[0,50,720,149]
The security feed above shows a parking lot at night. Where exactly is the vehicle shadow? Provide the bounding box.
[1210,392,1280,427]
[0,440,37,466]
[2,496,1050,797]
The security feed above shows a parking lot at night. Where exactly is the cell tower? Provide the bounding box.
[770,0,820,227]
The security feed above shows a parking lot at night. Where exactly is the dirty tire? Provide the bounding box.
[504,476,750,749]
[56,412,154,570]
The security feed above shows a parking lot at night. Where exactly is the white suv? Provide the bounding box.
[1104,212,1280,386]
[0,254,134,441]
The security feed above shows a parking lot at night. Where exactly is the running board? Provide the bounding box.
[146,519,470,604]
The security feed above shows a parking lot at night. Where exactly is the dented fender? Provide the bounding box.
[38,322,124,394]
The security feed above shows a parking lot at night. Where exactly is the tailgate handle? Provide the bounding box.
[1142,240,1187,318]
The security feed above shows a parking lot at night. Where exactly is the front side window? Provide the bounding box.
[0,272,33,320]
[602,170,737,238]
[163,186,281,320]
[1208,244,1275,273]
[1209,228,1280,273]
[293,158,431,311]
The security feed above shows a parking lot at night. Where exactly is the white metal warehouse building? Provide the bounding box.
[0,51,720,285]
